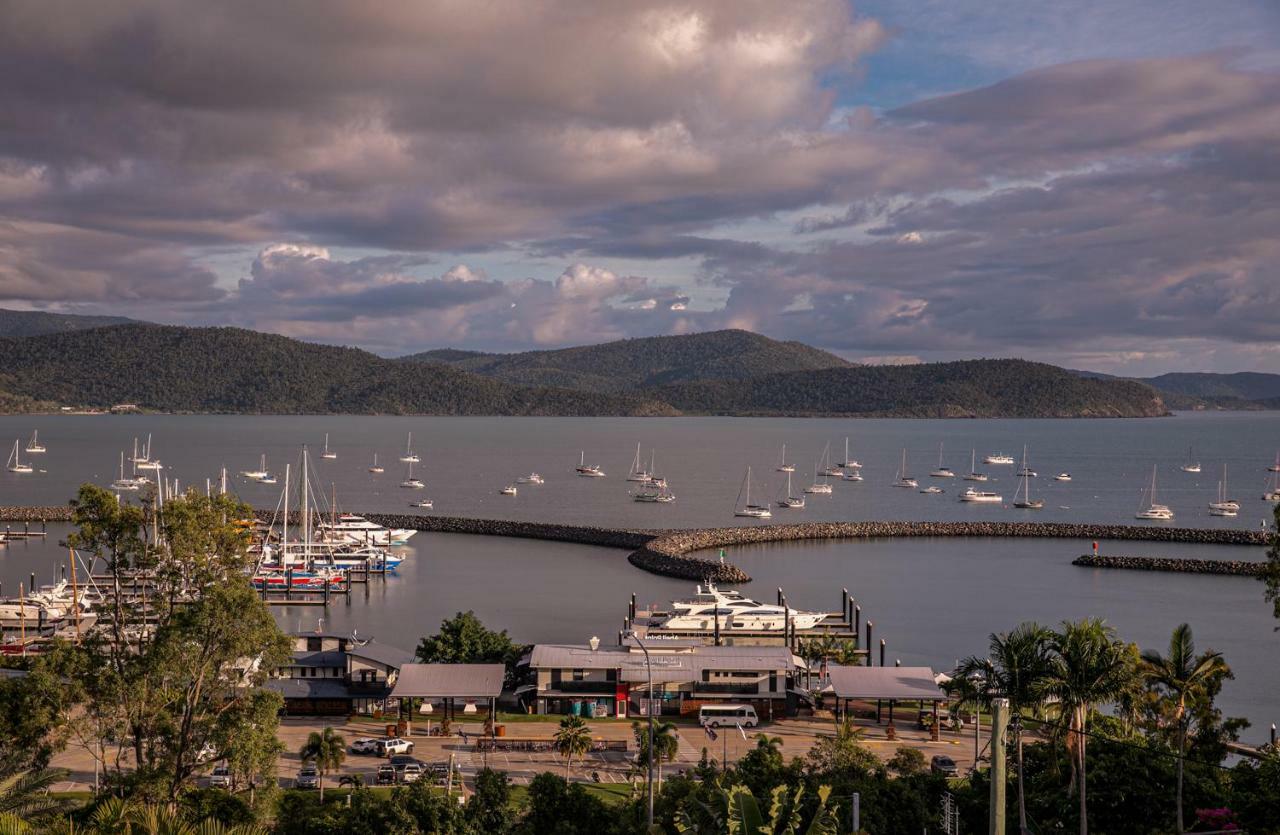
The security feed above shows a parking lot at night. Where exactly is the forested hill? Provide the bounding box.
[0,325,674,415]
[649,359,1168,417]
[1072,369,1280,410]
[0,308,137,338]
[400,329,851,393]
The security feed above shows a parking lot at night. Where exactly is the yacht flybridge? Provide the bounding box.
[660,583,830,631]
[318,513,415,546]
[24,431,46,454]
[892,449,917,488]
[399,433,420,463]
[929,442,954,478]
[1135,465,1174,520]
[6,440,33,474]
[734,467,772,518]
[575,451,606,478]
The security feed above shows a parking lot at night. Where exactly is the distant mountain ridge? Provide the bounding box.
[0,308,137,338]
[1071,369,1280,411]
[0,318,1168,417]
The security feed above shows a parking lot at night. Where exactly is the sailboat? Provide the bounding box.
[1012,453,1044,509]
[839,437,861,470]
[368,453,384,474]
[734,467,772,518]
[1269,452,1280,473]
[963,450,989,482]
[321,433,337,460]
[892,449,917,488]
[399,433,420,463]
[804,446,833,494]
[775,444,795,473]
[1263,467,1280,502]
[135,434,163,471]
[241,454,270,481]
[1180,446,1201,474]
[626,442,652,482]
[642,451,667,488]
[110,452,144,491]
[24,431,45,454]
[1207,464,1238,516]
[776,471,805,508]
[575,451,606,477]
[400,460,425,489]
[634,463,675,502]
[1135,465,1174,520]
[1015,445,1037,478]
[6,440,33,474]
[131,434,152,464]
[929,442,954,478]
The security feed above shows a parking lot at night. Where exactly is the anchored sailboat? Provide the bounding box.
[321,433,337,460]
[929,442,954,478]
[1013,450,1044,509]
[1135,465,1174,520]
[575,451,606,477]
[776,471,805,509]
[1180,446,1200,474]
[1207,464,1238,516]
[892,448,917,488]
[6,440,32,474]
[400,460,425,489]
[399,433,420,463]
[368,453,384,474]
[24,430,45,454]
[963,449,989,482]
[775,444,795,473]
[734,467,772,518]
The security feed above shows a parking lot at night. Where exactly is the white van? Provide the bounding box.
[698,704,758,728]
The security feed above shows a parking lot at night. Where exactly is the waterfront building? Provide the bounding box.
[266,630,413,716]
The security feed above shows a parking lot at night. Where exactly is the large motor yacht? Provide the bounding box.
[660,583,830,631]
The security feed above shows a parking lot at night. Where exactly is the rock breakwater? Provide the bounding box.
[1072,554,1265,576]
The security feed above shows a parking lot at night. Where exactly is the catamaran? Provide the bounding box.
[1135,465,1174,520]
[775,444,795,473]
[399,433,420,463]
[984,453,1015,466]
[734,467,772,518]
[964,450,989,482]
[400,460,424,489]
[320,434,337,460]
[24,431,45,454]
[368,453,384,474]
[6,440,33,474]
[893,448,917,488]
[575,451,606,477]
[929,442,954,478]
[1207,464,1239,516]
[1180,446,1201,474]
[776,471,805,508]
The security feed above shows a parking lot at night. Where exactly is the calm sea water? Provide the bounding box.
[1,413,1277,741]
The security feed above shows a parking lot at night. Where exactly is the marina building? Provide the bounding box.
[522,638,803,719]
[266,630,413,716]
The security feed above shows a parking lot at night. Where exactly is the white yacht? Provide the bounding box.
[984,453,1015,465]
[893,449,918,488]
[734,467,773,518]
[661,583,829,631]
[841,469,864,482]
[25,431,46,454]
[776,472,806,508]
[803,458,833,494]
[929,442,954,478]
[409,498,434,508]
[1135,466,1174,520]
[775,444,795,473]
[135,437,163,471]
[919,485,944,494]
[399,433,420,463]
[499,485,518,496]
[1054,473,1072,482]
[959,487,1003,503]
[110,451,148,491]
[1207,465,1239,516]
[1180,446,1201,474]
[839,437,861,470]
[1012,458,1044,509]
[240,454,270,480]
[6,441,33,474]
[575,451,606,478]
[964,450,989,482]
[517,473,545,484]
[368,453,384,474]
[400,460,425,489]
[317,514,416,546]
[320,433,337,460]
[634,486,675,503]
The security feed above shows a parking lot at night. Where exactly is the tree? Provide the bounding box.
[804,717,878,777]
[1042,619,1137,835]
[1140,623,1227,834]
[887,747,927,777]
[0,768,70,829]
[956,621,1055,834]
[1262,503,1280,621]
[415,611,525,684]
[298,727,346,803]
[554,715,593,779]
[674,781,841,834]
[516,772,618,835]
[467,767,513,834]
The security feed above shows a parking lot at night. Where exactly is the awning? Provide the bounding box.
[826,666,946,701]
[389,663,505,700]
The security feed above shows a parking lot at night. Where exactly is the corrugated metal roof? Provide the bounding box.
[346,641,414,669]
[264,679,355,700]
[289,650,346,667]
[390,664,505,699]
[826,666,944,701]
[530,643,796,683]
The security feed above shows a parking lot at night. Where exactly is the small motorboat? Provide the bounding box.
[1054,473,1072,482]
[920,485,944,494]
[499,485,517,496]
[409,498,434,508]
[516,473,544,484]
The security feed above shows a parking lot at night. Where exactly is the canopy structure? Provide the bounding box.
[825,665,946,728]
[389,663,505,726]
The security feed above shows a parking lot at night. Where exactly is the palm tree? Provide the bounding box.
[956,622,1054,835]
[1141,623,1226,834]
[554,715,592,779]
[753,733,783,756]
[1043,619,1136,835]
[298,726,346,802]
[0,768,70,829]
[652,721,681,789]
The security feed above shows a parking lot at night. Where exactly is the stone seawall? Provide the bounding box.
[0,506,72,522]
[1072,554,1266,576]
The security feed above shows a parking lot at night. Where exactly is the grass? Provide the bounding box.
[508,780,634,807]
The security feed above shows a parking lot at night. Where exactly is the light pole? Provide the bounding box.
[627,631,655,828]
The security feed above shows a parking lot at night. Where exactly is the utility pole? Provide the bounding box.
[851,791,860,833]
[989,698,1009,835]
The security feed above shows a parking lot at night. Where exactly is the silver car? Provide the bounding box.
[209,766,232,789]
[295,765,320,789]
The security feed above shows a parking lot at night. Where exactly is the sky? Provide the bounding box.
[1,1,1278,375]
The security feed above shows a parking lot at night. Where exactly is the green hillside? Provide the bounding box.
[0,308,137,338]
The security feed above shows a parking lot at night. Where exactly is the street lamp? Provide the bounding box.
[626,630,655,829]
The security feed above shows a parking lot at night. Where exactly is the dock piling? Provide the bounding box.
[865,622,873,665]
[879,639,885,667]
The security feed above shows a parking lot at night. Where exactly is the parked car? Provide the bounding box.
[389,754,420,771]
[378,738,415,757]
[295,765,320,789]
[349,737,381,755]
[195,743,218,764]
[930,755,959,777]
[375,765,398,785]
[208,766,232,789]
[400,763,425,783]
